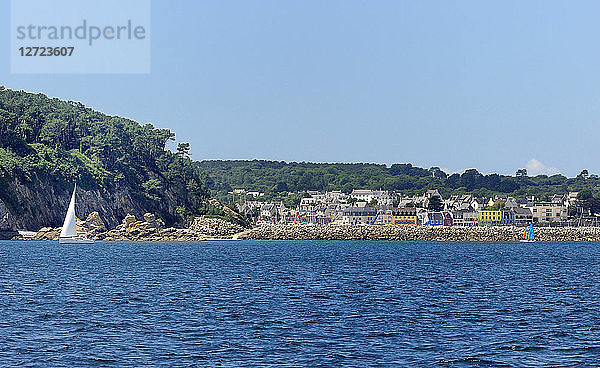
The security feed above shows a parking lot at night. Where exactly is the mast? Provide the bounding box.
[529,223,533,241]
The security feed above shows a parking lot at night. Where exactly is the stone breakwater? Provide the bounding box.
[13,220,600,242]
[238,224,600,241]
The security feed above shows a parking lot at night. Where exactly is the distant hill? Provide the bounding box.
[0,87,226,231]
[197,160,600,200]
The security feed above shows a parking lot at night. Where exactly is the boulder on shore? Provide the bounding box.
[79,211,106,234]
[143,212,165,229]
[33,227,61,240]
[94,213,243,241]
[123,214,136,227]
[188,216,245,237]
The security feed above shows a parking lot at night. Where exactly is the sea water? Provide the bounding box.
[1,240,599,367]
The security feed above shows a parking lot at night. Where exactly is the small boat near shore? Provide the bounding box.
[520,223,535,243]
[59,184,94,244]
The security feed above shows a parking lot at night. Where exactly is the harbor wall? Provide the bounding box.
[237,224,600,241]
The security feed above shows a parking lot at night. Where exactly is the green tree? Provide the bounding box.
[427,196,443,211]
[429,167,448,179]
[273,181,289,193]
[176,142,191,158]
[578,169,589,180]
[142,179,163,200]
[516,168,527,177]
[577,190,600,215]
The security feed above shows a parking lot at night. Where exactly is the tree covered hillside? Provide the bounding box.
[0,87,219,229]
[198,160,600,201]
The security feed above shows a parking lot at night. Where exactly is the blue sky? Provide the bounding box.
[1,0,599,177]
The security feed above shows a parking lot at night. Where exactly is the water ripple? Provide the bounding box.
[1,240,600,366]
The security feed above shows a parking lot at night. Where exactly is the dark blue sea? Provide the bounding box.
[1,240,600,367]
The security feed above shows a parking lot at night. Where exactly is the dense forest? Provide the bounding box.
[198,160,600,202]
[0,87,226,229]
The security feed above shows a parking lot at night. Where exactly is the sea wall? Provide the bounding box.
[237,224,600,241]
[11,220,600,242]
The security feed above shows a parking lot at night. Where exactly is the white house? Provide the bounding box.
[350,190,396,206]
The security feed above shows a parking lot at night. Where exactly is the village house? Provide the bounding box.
[371,206,418,225]
[470,198,488,211]
[513,207,533,226]
[392,207,418,225]
[396,196,418,208]
[325,203,348,223]
[420,211,451,226]
[501,209,515,225]
[350,189,396,206]
[422,189,442,209]
[324,191,349,204]
[299,197,317,211]
[478,210,502,225]
[259,202,286,221]
[564,192,579,208]
[504,197,519,209]
[373,206,394,225]
[451,205,478,226]
[341,206,378,225]
[523,202,567,223]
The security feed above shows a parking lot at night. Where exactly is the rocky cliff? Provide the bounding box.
[0,200,15,231]
[0,87,230,232]
[1,176,178,231]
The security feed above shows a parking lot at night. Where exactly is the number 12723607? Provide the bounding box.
[19,47,74,56]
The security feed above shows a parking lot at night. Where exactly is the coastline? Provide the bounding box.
[6,223,600,242]
[236,224,600,242]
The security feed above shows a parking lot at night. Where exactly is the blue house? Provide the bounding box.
[424,212,444,226]
[501,209,515,225]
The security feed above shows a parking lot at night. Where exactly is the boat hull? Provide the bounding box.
[59,237,95,244]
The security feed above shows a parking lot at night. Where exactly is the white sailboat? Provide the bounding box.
[59,184,94,244]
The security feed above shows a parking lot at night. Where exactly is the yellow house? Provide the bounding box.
[478,210,501,224]
[374,208,417,225]
[392,208,417,225]
[374,212,393,225]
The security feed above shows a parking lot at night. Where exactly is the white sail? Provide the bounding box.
[60,185,77,238]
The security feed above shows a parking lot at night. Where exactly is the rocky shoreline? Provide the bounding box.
[7,212,246,241]
[237,224,600,242]
[6,217,600,242]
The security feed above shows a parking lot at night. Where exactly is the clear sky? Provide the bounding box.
[1,0,599,177]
